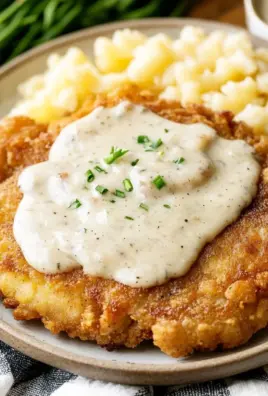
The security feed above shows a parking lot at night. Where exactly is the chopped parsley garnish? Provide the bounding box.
[85,169,95,183]
[123,178,133,192]
[84,228,87,233]
[131,158,139,166]
[163,204,171,209]
[68,199,82,209]
[144,138,163,152]
[164,128,169,133]
[152,175,166,190]
[104,146,129,164]
[95,185,108,194]
[138,135,163,152]
[94,165,107,174]
[174,157,185,165]
[137,135,150,144]
[139,203,149,211]
[125,216,134,221]
[114,189,125,198]
[110,199,116,203]
[150,138,163,149]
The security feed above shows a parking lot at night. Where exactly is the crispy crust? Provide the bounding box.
[1,87,268,357]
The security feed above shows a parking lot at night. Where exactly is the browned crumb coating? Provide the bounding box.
[1,86,268,357]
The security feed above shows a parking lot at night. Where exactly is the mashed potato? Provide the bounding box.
[10,26,268,135]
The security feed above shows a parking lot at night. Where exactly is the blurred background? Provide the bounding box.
[0,0,244,65]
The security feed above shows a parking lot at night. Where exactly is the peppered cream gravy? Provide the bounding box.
[13,102,260,287]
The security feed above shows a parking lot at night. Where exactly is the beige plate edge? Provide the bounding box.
[0,17,268,385]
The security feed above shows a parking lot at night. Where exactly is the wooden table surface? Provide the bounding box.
[190,0,245,26]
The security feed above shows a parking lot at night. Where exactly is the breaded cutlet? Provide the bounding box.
[1,87,268,357]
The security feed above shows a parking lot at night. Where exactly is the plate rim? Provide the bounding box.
[1,17,268,385]
[0,307,268,385]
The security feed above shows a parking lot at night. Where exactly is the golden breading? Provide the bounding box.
[1,87,268,358]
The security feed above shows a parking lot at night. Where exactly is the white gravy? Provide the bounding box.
[13,102,260,287]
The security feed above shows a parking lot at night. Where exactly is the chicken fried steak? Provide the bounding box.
[0,89,268,358]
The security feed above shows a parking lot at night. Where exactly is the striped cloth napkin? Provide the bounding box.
[0,340,268,396]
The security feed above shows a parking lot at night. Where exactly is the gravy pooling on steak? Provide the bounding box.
[13,101,260,287]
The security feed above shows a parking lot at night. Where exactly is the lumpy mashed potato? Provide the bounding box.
[10,26,268,135]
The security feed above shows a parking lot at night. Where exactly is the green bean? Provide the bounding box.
[22,1,50,26]
[9,22,41,60]
[0,3,31,46]
[22,15,38,26]
[31,0,51,17]
[56,2,74,21]
[43,0,60,29]
[117,0,136,13]
[0,1,13,13]
[123,0,161,19]
[36,3,82,43]
[86,0,119,16]
[0,0,195,64]
[0,0,25,24]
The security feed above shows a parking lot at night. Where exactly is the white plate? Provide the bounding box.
[0,18,268,385]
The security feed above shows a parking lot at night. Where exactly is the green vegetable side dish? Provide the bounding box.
[0,0,196,64]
